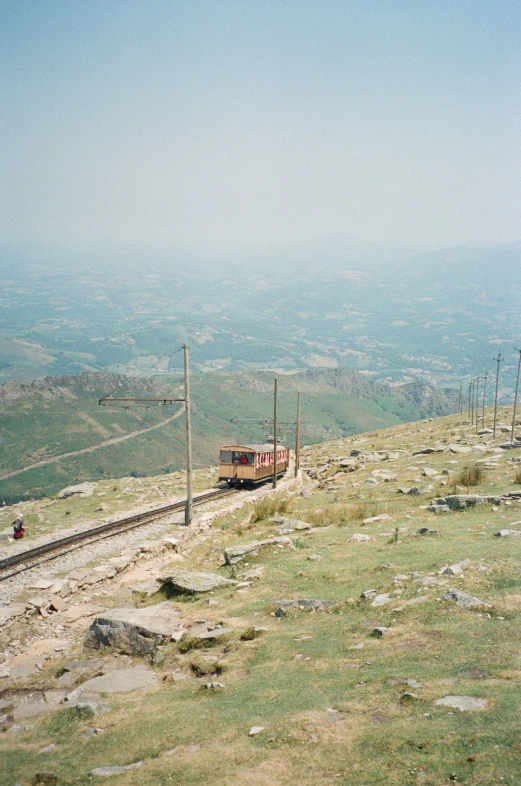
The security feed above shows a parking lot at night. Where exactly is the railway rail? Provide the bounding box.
[0,487,238,582]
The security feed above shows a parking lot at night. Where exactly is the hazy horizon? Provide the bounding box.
[2,1,520,253]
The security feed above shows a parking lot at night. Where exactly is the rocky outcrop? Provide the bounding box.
[85,602,181,655]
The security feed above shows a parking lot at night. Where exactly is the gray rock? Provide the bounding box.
[159,569,237,593]
[421,467,438,477]
[85,602,181,655]
[439,494,497,511]
[58,482,97,498]
[371,593,391,608]
[202,681,226,690]
[400,692,420,702]
[406,679,422,689]
[271,517,311,535]
[444,588,490,608]
[442,564,464,576]
[274,599,338,609]
[79,667,157,694]
[372,627,387,637]
[223,537,292,564]
[195,627,233,641]
[427,504,451,513]
[350,533,370,542]
[361,514,390,525]
[0,603,26,628]
[494,528,521,537]
[132,579,162,597]
[274,607,286,617]
[434,695,487,711]
[416,527,439,535]
[249,726,265,736]
[361,589,377,599]
[76,701,111,715]
[91,762,144,776]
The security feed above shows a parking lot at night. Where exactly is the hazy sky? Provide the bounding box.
[1,0,520,251]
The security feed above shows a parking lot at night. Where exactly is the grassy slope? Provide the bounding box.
[0,369,455,503]
[2,407,521,784]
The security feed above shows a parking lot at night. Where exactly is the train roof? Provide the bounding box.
[219,444,288,453]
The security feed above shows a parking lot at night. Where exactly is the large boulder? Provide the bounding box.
[159,569,237,593]
[85,602,181,656]
[223,537,292,565]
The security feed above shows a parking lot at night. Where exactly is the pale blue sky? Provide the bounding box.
[1,0,520,250]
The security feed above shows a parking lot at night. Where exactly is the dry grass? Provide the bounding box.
[452,463,484,489]
[514,465,521,484]
[306,501,379,527]
[251,493,292,522]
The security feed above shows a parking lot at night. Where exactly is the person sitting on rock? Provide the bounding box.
[12,514,25,540]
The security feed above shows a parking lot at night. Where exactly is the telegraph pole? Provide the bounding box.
[468,381,472,419]
[493,351,502,438]
[511,349,521,446]
[273,378,278,489]
[474,377,480,429]
[481,372,488,429]
[183,343,193,526]
[471,379,475,425]
[459,381,463,415]
[294,391,301,478]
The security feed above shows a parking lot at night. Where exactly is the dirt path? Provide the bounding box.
[0,407,184,481]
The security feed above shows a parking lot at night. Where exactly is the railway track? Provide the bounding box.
[0,487,238,582]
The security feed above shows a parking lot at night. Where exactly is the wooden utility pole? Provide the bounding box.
[294,391,301,478]
[468,381,472,419]
[511,349,521,445]
[273,378,278,489]
[183,343,193,526]
[493,351,502,438]
[481,372,488,429]
[459,382,463,415]
[474,377,480,429]
[471,380,475,425]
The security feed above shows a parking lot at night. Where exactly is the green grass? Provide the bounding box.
[2,408,521,784]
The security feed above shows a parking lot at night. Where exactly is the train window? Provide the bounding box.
[232,452,253,464]
[220,451,233,463]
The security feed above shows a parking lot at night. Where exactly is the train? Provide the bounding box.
[218,443,290,487]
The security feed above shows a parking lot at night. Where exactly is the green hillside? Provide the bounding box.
[0,369,457,503]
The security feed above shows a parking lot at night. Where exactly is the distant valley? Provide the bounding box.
[0,367,457,502]
[1,237,520,396]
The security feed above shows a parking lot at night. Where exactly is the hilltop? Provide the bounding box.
[1,406,521,785]
[0,368,457,503]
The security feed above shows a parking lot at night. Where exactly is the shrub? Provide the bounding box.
[251,493,292,522]
[514,465,521,484]
[453,464,484,489]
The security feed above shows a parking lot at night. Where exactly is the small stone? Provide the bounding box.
[274,607,286,618]
[406,679,422,689]
[372,627,387,637]
[249,725,265,736]
[90,762,144,776]
[202,682,226,690]
[350,533,371,542]
[361,589,377,599]
[400,692,420,702]
[416,527,439,536]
